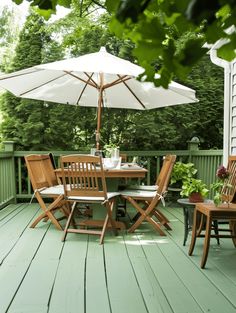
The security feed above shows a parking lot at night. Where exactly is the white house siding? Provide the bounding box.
[231,60,236,154]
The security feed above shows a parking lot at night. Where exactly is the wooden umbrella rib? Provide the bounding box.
[19,72,68,96]
[75,72,95,105]
[103,75,131,89]
[65,71,98,88]
[117,74,146,109]
[84,72,98,88]
[0,68,44,81]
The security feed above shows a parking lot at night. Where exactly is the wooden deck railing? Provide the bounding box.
[0,141,223,208]
[0,152,16,209]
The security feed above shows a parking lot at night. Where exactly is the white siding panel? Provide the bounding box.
[233,61,236,73]
[232,116,236,127]
[233,85,236,97]
[232,107,236,116]
[232,127,236,137]
[232,147,236,154]
[231,137,236,147]
[233,96,236,107]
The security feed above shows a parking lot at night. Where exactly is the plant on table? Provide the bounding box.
[181,178,209,203]
[103,143,119,158]
[211,165,232,206]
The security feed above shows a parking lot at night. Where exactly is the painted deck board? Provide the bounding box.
[0,204,40,263]
[0,203,236,313]
[86,236,111,313]
[48,235,88,313]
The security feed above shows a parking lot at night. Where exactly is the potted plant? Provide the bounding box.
[211,165,233,206]
[170,162,198,189]
[180,178,209,203]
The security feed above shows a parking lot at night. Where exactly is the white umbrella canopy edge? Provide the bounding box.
[0,70,198,108]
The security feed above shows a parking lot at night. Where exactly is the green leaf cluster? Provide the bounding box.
[171,162,197,186]
[181,178,209,197]
[106,0,236,87]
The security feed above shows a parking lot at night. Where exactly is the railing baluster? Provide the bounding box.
[18,157,22,195]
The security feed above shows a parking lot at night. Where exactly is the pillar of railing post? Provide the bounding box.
[3,141,16,203]
[187,137,200,162]
[3,141,14,152]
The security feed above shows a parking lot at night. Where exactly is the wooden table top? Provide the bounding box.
[54,166,147,178]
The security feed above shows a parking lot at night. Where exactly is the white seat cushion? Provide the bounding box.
[67,192,120,202]
[125,184,158,191]
[120,190,156,198]
[40,185,64,195]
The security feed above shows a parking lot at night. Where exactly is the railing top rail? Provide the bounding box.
[0,152,14,158]
[12,149,223,157]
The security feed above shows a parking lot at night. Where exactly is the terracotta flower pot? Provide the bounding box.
[189,192,204,203]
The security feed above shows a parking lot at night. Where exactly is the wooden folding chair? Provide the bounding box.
[25,154,69,230]
[120,155,176,235]
[189,156,236,268]
[60,154,119,244]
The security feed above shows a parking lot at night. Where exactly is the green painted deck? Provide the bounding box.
[0,203,236,313]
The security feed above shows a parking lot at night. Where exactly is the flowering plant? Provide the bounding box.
[211,165,232,206]
[216,165,230,180]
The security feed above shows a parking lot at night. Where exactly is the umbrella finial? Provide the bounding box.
[100,46,107,53]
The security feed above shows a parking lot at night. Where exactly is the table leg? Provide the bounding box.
[183,207,189,246]
[201,213,212,268]
[188,209,199,256]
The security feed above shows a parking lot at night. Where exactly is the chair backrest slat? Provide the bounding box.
[25,154,57,190]
[60,154,107,199]
[152,155,176,205]
[221,156,236,203]
[156,155,177,191]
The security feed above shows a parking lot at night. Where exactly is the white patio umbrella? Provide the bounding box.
[0,47,198,149]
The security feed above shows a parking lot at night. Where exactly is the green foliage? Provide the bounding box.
[0,6,20,72]
[180,178,209,197]
[106,0,236,87]
[171,162,197,186]
[211,181,224,206]
[0,11,77,150]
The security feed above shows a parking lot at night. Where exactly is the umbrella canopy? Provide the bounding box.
[0,47,198,149]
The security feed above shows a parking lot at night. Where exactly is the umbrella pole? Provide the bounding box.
[96,73,103,151]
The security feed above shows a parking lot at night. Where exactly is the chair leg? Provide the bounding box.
[128,211,166,236]
[201,214,212,269]
[189,209,199,256]
[30,210,63,230]
[100,214,109,245]
[213,220,220,245]
[62,202,76,242]
[145,215,167,236]
[196,214,205,237]
[99,200,118,244]
[229,220,236,247]
[31,194,64,230]
[106,200,118,236]
[153,209,172,230]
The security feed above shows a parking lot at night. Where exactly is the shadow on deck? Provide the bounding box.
[0,203,236,313]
